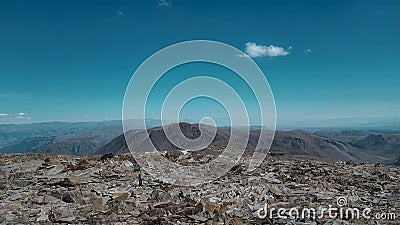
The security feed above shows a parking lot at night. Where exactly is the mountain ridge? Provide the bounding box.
[97,123,373,163]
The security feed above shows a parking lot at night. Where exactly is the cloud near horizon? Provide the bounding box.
[16,112,30,120]
[0,112,31,120]
[245,42,289,58]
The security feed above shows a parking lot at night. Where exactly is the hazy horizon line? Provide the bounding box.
[1,117,400,131]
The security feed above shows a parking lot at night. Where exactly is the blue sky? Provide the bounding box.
[0,0,399,127]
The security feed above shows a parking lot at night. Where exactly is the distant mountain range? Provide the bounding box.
[0,119,164,155]
[98,122,400,165]
[1,121,399,166]
[315,130,400,162]
[0,120,123,155]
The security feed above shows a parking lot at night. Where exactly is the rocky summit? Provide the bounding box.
[0,152,399,224]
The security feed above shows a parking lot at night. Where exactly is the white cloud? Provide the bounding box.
[0,113,8,117]
[288,46,293,50]
[158,0,171,7]
[305,49,312,53]
[245,42,289,58]
[117,11,123,16]
[15,112,30,120]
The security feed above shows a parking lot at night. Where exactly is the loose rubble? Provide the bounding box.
[0,152,399,224]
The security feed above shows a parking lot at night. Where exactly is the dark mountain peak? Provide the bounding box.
[365,133,386,141]
[149,122,200,131]
[178,122,191,126]
[97,122,220,155]
[353,134,388,149]
[147,122,205,140]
